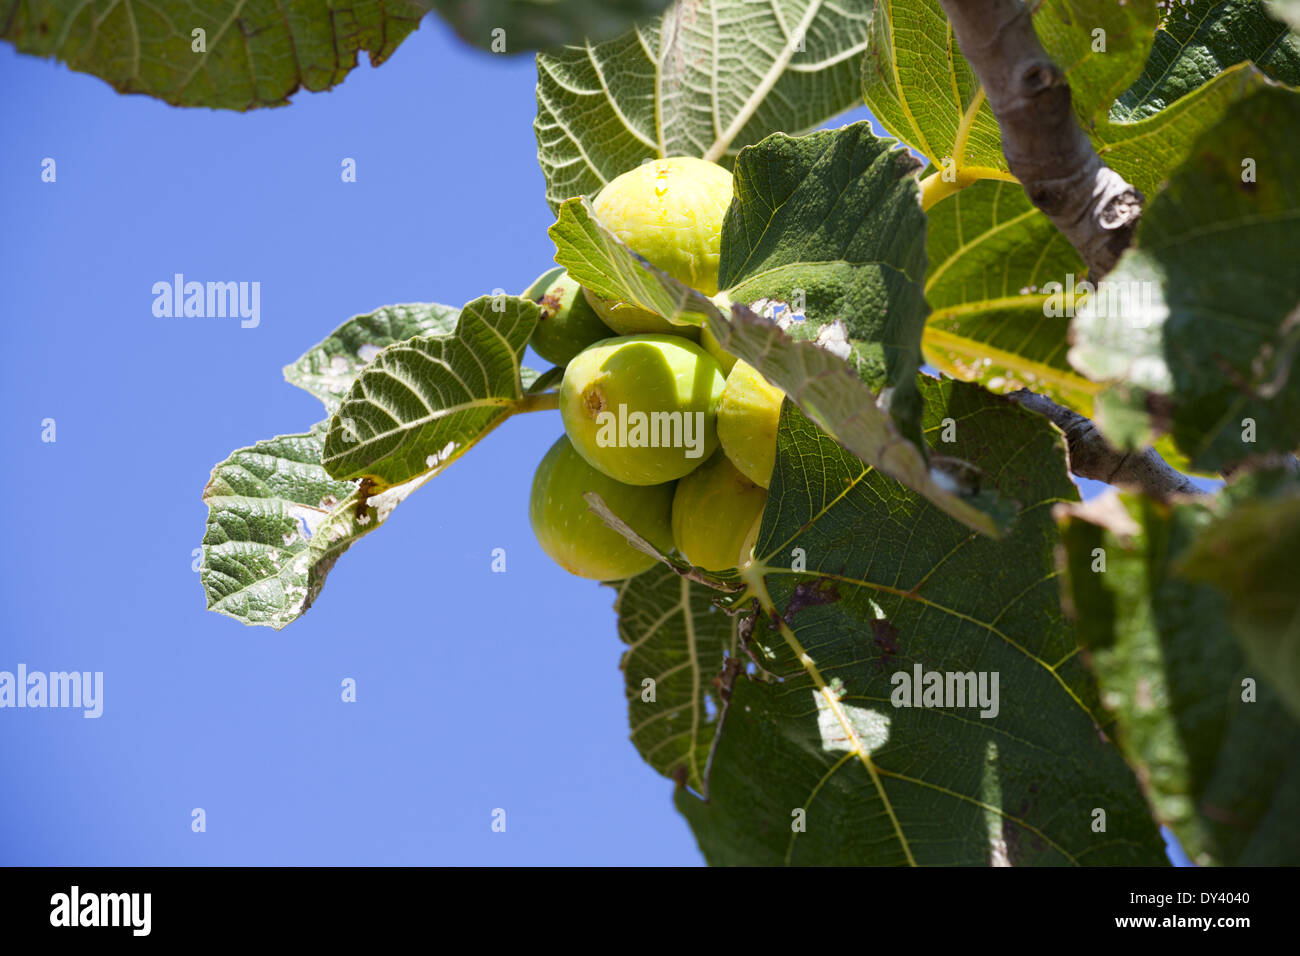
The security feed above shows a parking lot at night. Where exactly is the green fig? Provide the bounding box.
[529,435,674,580]
[672,451,767,571]
[560,334,726,485]
[717,359,784,488]
[523,267,615,366]
[700,291,738,375]
[583,157,734,338]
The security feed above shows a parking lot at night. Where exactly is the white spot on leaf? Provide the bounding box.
[814,684,890,755]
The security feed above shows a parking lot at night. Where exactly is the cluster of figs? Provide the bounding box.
[526,157,784,580]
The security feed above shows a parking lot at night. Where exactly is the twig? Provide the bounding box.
[1008,389,1202,497]
[936,0,1143,279]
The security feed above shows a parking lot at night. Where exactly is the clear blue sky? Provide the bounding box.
[0,17,1190,866]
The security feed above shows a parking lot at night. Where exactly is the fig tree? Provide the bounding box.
[523,267,615,366]
[672,451,767,571]
[560,334,726,485]
[583,157,733,338]
[529,435,674,581]
[717,359,784,488]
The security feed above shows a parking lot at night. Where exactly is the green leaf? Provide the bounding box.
[534,0,873,210]
[615,565,739,791]
[1097,0,1300,198]
[322,295,545,488]
[432,0,672,51]
[1096,64,1277,200]
[1178,471,1300,722]
[862,0,1156,181]
[718,125,927,418]
[201,424,432,629]
[206,297,552,629]
[674,378,1166,865]
[922,179,1097,413]
[1057,484,1300,865]
[1112,0,1300,122]
[1070,87,1300,472]
[0,0,431,110]
[863,0,998,176]
[284,303,461,414]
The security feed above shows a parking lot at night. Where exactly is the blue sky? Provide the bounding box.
[0,17,1189,866]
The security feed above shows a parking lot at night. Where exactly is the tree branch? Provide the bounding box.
[1008,389,1202,497]
[936,0,1143,278]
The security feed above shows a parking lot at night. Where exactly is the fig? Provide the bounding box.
[717,360,784,488]
[583,157,734,338]
[672,451,767,571]
[529,435,674,581]
[700,291,738,375]
[560,334,726,485]
[523,267,615,366]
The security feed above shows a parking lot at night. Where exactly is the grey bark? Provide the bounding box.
[937,0,1143,279]
[1008,389,1202,497]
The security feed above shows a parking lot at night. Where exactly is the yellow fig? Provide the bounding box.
[717,360,784,488]
[583,157,733,338]
[529,435,674,580]
[700,292,738,375]
[672,452,767,571]
[561,334,726,485]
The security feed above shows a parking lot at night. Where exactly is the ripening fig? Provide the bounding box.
[583,157,734,338]
[529,435,674,581]
[523,267,615,366]
[717,360,784,488]
[560,334,726,485]
[672,452,767,571]
[700,291,738,375]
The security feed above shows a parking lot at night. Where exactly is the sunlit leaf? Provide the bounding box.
[534,0,873,210]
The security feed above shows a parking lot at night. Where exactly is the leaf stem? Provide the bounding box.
[920,164,1019,211]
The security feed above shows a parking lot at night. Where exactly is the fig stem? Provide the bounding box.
[516,391,560,414]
